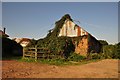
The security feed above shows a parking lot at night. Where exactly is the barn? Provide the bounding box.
[58,14,102,56]
[30,14,102,58]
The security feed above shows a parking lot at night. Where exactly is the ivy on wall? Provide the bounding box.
[27,14,83,58]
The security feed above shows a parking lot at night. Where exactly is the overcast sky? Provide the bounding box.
[2,2,118,44]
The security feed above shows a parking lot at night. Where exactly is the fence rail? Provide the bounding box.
[23,47,61,59]
[23,48,51,59]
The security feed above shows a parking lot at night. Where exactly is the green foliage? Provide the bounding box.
[46,14,73,38]
[21,56,101,66]
[98,40,108,46]
[21,57,37,62]
[103,45,119,59]
[87,42,120,59]
[27,38,37,47]
[36,36,75,59]
[90,53,101,59]
[117,42,120,46]
[39,58,70,65]
[68,53,86,61]
[117,43,120,59]
[98,40,108,53]
[27,14,77,59]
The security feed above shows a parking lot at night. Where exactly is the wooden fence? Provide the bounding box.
[23,47,61,59]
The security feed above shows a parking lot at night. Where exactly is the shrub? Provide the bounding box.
[36,36,75,59]
[90,53,101,59]
[98,40,108,46]
[68,53,86,61]
[103,45,119,59]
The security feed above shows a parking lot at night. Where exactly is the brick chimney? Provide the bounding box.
[3,27,6,34]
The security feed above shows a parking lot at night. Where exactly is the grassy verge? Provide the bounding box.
[18,57,102,66]
[2,54,103,66]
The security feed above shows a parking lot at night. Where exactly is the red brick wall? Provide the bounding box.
[75,36,88,56]
[77,27,81,36]
[75,35,102,56]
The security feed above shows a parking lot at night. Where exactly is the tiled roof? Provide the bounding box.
[19,38,31,43]
[14,38,31,43]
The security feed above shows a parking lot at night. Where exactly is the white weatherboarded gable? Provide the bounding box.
[58,19,78,37]
[58,19,88,37]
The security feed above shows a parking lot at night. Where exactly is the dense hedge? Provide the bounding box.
[2,37,23,57]
[98,40,108,53]
[87,43,120,59]
[103,44,120,59]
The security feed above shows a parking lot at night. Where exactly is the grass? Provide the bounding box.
[2,55,102,66]
[17,57,102,66]
[2,56,22,60]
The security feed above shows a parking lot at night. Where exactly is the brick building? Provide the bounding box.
[13,38,31,47]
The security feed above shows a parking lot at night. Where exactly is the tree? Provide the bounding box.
[98,40,108,46]
[117,42,120,46]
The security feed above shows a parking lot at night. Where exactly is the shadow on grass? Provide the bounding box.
[2,56,22,61]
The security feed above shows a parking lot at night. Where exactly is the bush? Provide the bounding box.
[87,52,111,60]
[98,40,108,46]
[103,45,119,59]
[85,42,119,59]
[90,53,101,59]
[68,53,86,61]
[36,37,75,59]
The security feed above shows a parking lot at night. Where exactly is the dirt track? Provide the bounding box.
[1,59,119,78]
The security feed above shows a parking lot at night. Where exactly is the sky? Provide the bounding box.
[119,2,120,43]
[2,2,118,44]
[1,0,120,2]
[0,2,1,27]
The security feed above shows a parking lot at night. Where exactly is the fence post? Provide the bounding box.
[35,47,37,60]
[23,47,25,58]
